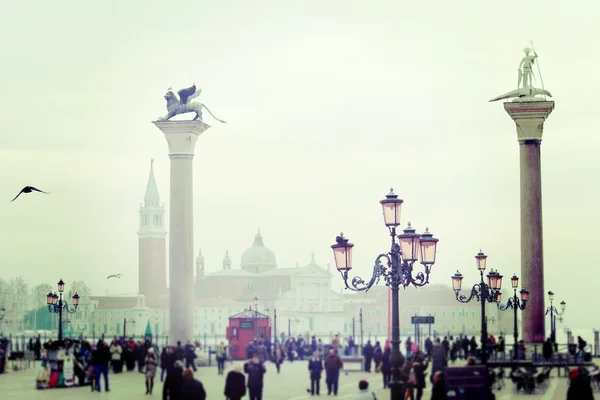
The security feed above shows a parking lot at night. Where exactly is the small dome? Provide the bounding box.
[241,229,277,269]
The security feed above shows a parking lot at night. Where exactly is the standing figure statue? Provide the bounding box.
[159,84,226,123]
[518,48,538,89]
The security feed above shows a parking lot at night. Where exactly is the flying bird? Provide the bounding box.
[107,274,123,279]
[10,186,50,202]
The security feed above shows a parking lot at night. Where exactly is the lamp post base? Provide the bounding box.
[388,380,405,400]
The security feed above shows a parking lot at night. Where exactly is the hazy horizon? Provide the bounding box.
[1,0,599,330]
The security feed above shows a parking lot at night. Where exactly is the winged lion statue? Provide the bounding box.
[159,84,226,123]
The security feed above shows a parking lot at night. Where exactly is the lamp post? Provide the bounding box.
[123,318,136,339]
[253,297,259,339]
[264,307,271,341]
[46,279,79,341]
[496,274,529,360]
[545,291,566,346]
[273,308,277,344]
[331,189,439,400]
[451,251,503,364]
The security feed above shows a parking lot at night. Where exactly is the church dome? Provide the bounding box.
[241,229,277,269]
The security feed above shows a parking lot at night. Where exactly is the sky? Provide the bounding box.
[0,1,599,327]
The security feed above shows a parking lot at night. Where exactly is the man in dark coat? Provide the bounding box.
[307,351,323,396]
[184,340,197,372]
[348,336,355,356]
[441,336,450,358]
[163,360,184,400]
[373,341,383,373]
[362,340,374,372]
[324,349,343,396]
[542,337,553,361]
[244,355,267,400]
[425,337,433,357]
[92,340,111,392]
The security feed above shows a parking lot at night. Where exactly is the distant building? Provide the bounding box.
[82,162,511,343]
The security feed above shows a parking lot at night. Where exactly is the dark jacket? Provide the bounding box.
[308,358,323,379]
[542,340,553,360]
[431,378,447,400]
[363,343,374,358]
[162,368,183,400]
[92,344,110,367]
[324,353,343,372]
[244,362,266,389]
[566,376,594,400]
[373,345,383,363]
[412,358,429,389]
[181,379,206,400]
[381,349,392,374]
[224,370,246,399]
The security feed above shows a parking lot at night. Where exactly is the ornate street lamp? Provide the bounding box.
[545,291,566,345]
[451,251,503,364]
[497,273,528,360]
[123,318,136,339]
[253,296,259,339]
[331,188,439,400]
[46,279,79,341]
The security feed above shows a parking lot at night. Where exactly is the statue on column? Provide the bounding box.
[518,48,537,89]
[159,83,227,123]
[489,46,552,102]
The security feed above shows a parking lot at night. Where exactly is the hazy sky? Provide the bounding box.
[1,1,599,326]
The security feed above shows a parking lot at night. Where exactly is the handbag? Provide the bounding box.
[408,370,417,385]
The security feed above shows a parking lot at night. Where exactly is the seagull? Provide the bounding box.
[10,186,50,202]
[107,274,123,279]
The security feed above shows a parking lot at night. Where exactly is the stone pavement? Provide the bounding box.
[0,360,581,400]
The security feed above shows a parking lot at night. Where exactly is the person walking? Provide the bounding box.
[274,343,284,374]
[180,368,206,400]
[381,347,392,389]
[184,340,197,372]
[144,347,158,395]
[412,351,429,400]
[307,351,323,396]
[162,360,184,400]
[92,340,111,392]
[362,340,374,372]
[217,341,227,375]
[244,355,267,400]
[324,348,343,396]
[373,341,383,373]
[224,364,247,400]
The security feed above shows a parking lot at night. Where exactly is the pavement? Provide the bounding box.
[0,359,591,400]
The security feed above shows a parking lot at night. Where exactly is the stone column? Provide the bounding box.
[152,120,210,344]
[503,101,554,343]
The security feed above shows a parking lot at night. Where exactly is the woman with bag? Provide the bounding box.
[144,348,158,395]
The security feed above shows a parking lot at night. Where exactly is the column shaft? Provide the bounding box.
[169,155,195,343]
[519,140,544,343]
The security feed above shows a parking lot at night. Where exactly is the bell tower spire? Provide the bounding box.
[138,159,167,297]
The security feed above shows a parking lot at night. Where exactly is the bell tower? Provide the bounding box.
[138,159,167,297]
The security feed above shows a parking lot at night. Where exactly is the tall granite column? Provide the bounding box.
[152,120,210,343]
[503,101,554,343]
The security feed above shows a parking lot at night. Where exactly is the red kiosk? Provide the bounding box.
[227,308,271,360]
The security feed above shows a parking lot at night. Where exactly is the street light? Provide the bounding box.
[253,297,259,339]
[331,188,439,400]
[497,273,528,360]
[46,279,79,341]
[545,291,566,345]
[451,251,503,364]
[123,318,136,339]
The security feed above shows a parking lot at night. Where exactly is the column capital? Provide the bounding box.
[152,120,211,155]
[504,101,555,142]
